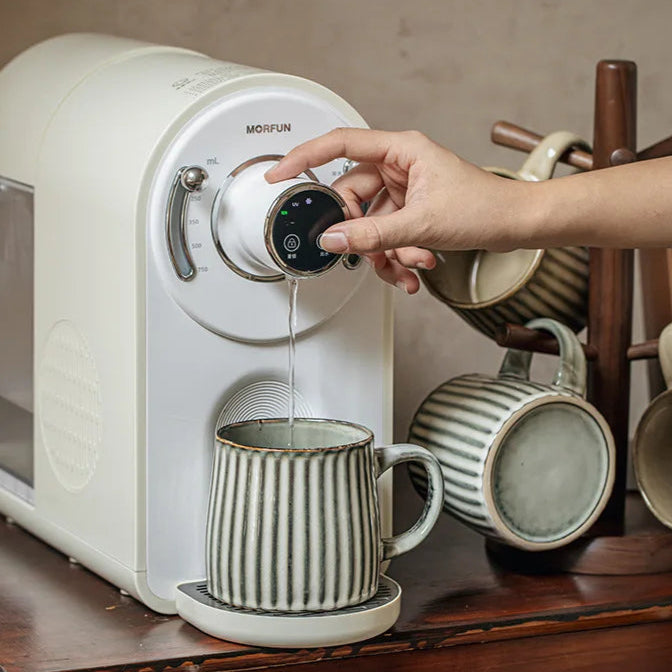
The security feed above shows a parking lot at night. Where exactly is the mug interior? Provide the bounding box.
[420,165,542,308]
[470,249,541,303]
[216,417,371,451]
[422,248,542,307]
[492,402,610,543]
[634,392,672,527]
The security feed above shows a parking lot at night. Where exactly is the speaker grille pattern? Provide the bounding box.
[39,321,102,492]
[216,380,312,429]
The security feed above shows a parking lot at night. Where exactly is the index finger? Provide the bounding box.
[265,128,398,182]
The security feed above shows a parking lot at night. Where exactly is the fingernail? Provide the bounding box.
[395,281,410,294]
[416,262,428,270]
[318,231,348,253]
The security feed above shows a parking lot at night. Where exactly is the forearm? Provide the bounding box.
[520,156,672,249]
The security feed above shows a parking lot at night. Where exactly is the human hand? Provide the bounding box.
[265,128,525,294]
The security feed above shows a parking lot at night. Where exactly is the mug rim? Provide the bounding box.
[632,387,672,529]
[420,248,546,310]
[482,395,616,550]
[215,417,374,453]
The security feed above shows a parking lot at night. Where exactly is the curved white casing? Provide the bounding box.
[0,34,393,616]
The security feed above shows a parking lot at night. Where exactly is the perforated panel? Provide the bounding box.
[38,320,102,492]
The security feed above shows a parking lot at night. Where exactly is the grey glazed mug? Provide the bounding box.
[420,131,591,340]
[408,318,616,551]
[633,322,672,528]
[206,418,444,612]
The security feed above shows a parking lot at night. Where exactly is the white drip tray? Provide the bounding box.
[176,575,401,648]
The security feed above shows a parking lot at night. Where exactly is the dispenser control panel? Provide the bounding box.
[148,86,368,342]
[270,187,343,274]
[270,185,346,275]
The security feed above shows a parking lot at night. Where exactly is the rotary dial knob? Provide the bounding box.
[212,159,348,281]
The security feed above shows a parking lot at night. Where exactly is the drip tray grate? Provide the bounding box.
[176,575,401,648]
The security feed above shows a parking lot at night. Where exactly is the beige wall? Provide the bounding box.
[0,0,665,443]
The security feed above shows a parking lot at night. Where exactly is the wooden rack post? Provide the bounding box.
[487,60,672,575]
[588,60,637,534]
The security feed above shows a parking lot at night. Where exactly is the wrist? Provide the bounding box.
[511,178,574,250]
[490,178,550,251]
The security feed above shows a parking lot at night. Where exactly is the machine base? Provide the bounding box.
[176,575,401,648]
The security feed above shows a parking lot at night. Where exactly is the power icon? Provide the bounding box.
[283,234,301,252]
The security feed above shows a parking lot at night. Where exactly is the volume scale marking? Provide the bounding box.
[166,165,209,281]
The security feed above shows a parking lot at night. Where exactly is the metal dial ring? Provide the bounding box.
[210,155,320,283]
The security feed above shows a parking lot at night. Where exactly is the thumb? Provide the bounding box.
[318,209,420,254]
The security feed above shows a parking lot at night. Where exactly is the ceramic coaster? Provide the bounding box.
[176,575,401,648]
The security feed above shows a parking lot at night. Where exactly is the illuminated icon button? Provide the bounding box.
[283,234,301,252]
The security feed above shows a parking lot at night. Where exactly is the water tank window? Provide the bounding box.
[0,176,34,502]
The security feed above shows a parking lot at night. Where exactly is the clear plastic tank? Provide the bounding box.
[0,176,33,492]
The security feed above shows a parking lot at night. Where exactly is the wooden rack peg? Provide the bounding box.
[491,121,672,171]
[494,323,598,360]
[496,325,659,362]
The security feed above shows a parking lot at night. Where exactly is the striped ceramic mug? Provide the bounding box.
[206,418,443,612]
[420,131,591,340]
[408,318,616,551]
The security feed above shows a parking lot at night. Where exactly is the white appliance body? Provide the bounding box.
[0,34,392,613]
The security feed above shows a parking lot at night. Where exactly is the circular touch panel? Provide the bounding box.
[39,321,103,492]
[268,187,343,275]
[492,402,610,544]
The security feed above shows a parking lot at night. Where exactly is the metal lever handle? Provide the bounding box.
[166,166,208,281]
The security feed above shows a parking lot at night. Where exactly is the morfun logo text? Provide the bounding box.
[246,123,292,134]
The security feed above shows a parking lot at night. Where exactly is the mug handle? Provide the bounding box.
[516,131,592,181]
[497,317,587,397]
[659,322,672,389]
[374,443,444,561]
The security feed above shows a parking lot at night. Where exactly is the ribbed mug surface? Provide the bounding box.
[408,319,616,551]
[207,435,380,612]
[422,246,589,340]
[207,418,444,613]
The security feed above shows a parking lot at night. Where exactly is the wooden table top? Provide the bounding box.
[3,481,672,672]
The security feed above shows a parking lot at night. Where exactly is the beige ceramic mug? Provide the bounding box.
[420,131,592,340]
[408,318,616,551]
[633,323,672,528]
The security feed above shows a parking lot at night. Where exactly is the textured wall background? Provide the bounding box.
[0,0,665,449]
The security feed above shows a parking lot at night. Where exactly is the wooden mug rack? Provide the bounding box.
[486,60,672,575]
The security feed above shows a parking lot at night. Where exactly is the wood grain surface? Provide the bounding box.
[587,60,638,535]
[2,479,672,672]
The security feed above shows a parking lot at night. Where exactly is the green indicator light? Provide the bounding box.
[280,210,288,215]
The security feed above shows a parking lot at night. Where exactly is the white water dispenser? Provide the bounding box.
[0,34,393,643]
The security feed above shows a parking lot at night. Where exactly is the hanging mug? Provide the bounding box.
[408,318,616,551]
[420,131,591,340]
[633,322,672,528]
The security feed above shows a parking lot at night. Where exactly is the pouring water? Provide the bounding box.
[287,277,299,447]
